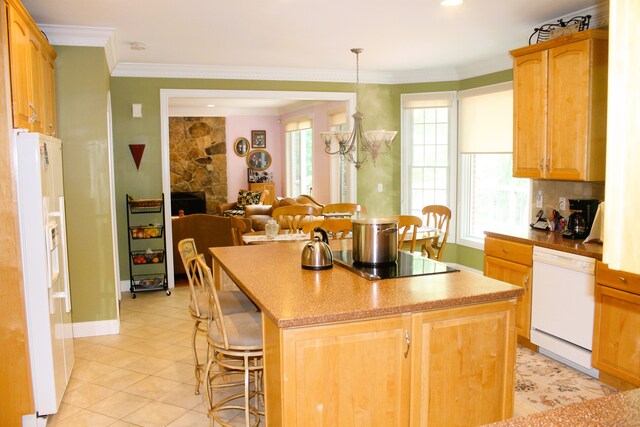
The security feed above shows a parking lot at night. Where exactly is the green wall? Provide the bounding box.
[109,67,514,278]
[56,46,118,322]
[110,78,400,277]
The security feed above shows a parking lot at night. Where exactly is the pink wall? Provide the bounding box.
[226,101,346,205]
[279,103,337,204]
[226,116,282,201]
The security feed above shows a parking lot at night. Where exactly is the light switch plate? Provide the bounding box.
[536,191,543,208]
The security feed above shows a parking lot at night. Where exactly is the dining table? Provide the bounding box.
[242,229,310,245]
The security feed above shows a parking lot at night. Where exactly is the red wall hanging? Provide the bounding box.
[128,144,146,170]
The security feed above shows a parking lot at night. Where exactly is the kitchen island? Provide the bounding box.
[210,241,524,426]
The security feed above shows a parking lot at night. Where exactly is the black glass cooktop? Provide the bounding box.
[332,250,459,281]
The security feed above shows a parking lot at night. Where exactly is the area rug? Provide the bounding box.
[515,345,618,412]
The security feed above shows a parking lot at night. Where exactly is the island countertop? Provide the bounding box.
[210,241,524,328]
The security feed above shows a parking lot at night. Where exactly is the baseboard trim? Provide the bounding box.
[72,319,120,338]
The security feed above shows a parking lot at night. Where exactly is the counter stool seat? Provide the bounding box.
[190,290,256,317]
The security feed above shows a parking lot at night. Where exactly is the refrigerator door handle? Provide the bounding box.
[58,196,72,314]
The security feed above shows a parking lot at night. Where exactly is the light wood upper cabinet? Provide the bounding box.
[484,237,533,340]
[6,0,57,133]
[511,30,608,181]
[41,47,57,136]
[592,262,640,388]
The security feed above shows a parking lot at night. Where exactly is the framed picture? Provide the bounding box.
[251,130,266,148]
[234,137,249,157]
[246,149,272,171]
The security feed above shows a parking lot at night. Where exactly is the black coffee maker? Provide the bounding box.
[562,199,600,239]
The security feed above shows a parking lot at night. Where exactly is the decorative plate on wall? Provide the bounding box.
[246,149,271,171]
[234,137,249,157]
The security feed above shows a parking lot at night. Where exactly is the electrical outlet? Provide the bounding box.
[536,191,543,208]
[377,183,383,192]
[559,197,567,211]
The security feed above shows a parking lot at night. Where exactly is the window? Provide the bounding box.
[401,93,456,221]
[285,119,313,196]
[458,83,531,247]
[329,111,349,202]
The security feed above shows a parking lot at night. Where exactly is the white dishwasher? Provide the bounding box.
[531,246,598,377]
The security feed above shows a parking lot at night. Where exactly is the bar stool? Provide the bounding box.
[197,256,263,427]
[177,238,257,395]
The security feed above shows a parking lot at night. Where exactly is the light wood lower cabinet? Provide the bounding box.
[484,237,533,340]
[410,300,517,426]
[592,263,640,388]
[264,299,517,426]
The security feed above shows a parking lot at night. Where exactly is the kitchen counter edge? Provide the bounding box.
[485,229,603,260]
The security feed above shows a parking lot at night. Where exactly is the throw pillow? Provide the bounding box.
[236,190,262,208]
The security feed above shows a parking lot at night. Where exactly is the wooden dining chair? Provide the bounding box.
[272,205,318,233]
[230,215,251,246]
[421,205,451,260]
[177,238,256,395]
[392,215,422,252]
[302,218,353,240]
[321,203,366,218]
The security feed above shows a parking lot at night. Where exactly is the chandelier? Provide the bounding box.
[320,48,397,169]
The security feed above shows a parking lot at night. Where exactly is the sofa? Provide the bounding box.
[171,214,251,275]
[244,194,325,231]
[215,189,269,217]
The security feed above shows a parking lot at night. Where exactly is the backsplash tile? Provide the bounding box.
[531,180,604,220]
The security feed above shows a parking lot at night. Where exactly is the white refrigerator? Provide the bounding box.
[15,131,74,419]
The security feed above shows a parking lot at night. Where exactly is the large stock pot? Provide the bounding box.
[352,218,399,265]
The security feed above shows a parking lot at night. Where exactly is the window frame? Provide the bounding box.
[456,83,531,250]
[284,119,313,197]
[400,92,457,238]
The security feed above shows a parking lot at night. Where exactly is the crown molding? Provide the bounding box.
[168,106,282,117]
[456,54,513,80]
[111,62,397,84]
[388,67,460,84]
[37,24,118,72]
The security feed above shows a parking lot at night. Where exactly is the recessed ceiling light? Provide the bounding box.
[441,0,463,6]
[130,42,146,51]
[206,104,216,108]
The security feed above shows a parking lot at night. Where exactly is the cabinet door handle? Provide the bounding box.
[539,157,544,173]
[501,248,508,253]
[404,330,410,358]
[546,156,551,172]
[28,102,38,123]
[524,276,529,285]
[619,276,627,282]
[49,124,56,136]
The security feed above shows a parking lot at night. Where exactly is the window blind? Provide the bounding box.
[458,82,513,153]
[402,92,454,109]
[285,118,312,132]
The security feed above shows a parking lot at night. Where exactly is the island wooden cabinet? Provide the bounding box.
[484,237,533,341]
[410,300,516,426]
[6,0,57,134]
[266,315,412,426]
[264,300,517,426]
[592,262,640,389]
[511,29,608,181]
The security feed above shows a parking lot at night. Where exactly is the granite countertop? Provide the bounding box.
[485,229,604,260]
[210,241,523,328]
[486,388,640,427]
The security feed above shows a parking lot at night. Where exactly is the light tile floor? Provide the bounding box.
[47,285,253,427]
[46,284,609,426]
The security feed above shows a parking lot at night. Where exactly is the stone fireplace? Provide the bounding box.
[169,117,227,213]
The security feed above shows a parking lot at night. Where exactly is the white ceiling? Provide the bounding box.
[23,0,605,82]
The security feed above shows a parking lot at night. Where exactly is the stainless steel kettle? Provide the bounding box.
[301,228,333,270]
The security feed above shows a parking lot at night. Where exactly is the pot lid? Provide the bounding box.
[351,217,398,225]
